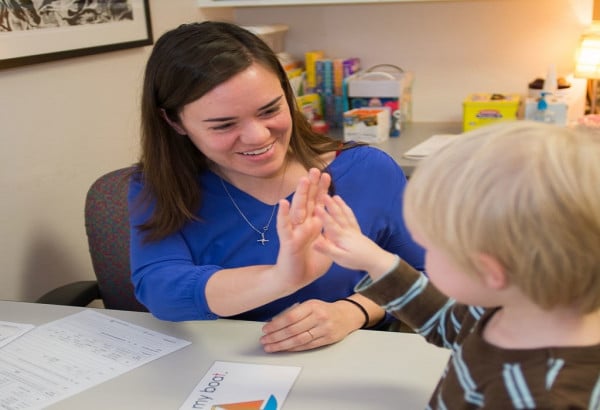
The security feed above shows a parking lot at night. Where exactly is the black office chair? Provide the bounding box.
[37,167,147,312]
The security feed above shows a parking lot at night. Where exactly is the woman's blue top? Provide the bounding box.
[128,145,424,322]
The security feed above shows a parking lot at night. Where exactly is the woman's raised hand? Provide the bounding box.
[273,168,332,292]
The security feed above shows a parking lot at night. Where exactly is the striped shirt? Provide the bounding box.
[356,259,600,409]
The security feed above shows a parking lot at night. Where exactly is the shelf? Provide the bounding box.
[198,0,453,7]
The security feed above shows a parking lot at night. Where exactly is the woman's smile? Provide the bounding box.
[238,143,275,156]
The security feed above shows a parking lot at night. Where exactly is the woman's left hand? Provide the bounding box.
[260,299,365,352]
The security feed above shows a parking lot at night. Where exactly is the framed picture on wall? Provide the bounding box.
[0,0,153,70]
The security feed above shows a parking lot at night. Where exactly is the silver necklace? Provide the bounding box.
[220,178,278,245]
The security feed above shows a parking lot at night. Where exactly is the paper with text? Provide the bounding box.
[0,310,190,410]
[0,321,34,348]
[403,134,459,159]
[179,361,301,410]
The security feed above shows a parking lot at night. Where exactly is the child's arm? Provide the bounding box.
[356,258,464,348]
[314,194,470,348]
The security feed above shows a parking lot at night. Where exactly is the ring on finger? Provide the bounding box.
[306,329,314,339]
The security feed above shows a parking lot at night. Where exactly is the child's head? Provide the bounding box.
[403,120,600,313]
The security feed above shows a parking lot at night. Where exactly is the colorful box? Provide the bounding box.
[345,65,412,137]
[304,50,325,93]
[463,93,521,131]
[296,93,323,124]
[343,107,390,143]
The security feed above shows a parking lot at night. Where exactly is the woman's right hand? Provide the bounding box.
[206,168,332,317]
[273,168,332,292]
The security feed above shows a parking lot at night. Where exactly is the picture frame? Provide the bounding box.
[0,0,153,70]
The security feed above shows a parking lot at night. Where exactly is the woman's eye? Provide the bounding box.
[211,122,235,131]
[260,105,281,117]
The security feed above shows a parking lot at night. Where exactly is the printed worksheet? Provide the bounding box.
[0,310,190,410]
[0,320,34,348]
[179,361,301,410]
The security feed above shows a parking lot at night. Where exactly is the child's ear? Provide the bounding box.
[474,253,507,290]
[160,108,187,135]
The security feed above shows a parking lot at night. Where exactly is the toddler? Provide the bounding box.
[313,121,600,409]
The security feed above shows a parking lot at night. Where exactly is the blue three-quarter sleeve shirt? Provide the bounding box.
[128,145,424,322]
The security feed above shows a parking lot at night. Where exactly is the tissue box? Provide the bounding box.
[523,96,568,125]
[343,108,390,143]
[463,93,521,131]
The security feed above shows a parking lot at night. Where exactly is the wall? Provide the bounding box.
[234,0,593,122]
[0,0,233,302]
[0,0,592,303]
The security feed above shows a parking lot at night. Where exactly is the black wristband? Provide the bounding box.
[339,298,370,329]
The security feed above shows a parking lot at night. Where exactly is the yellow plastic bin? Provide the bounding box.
[463,93,521,131]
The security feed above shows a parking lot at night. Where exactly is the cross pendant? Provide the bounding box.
[257,232,269,245]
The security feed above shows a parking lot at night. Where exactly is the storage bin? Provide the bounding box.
[345,64,413,137]
[463,93,521,131]
[242,24,289,53]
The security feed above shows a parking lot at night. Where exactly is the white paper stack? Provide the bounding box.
[403,134,459,160]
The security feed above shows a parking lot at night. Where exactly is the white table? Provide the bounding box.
[1,300,450,410]
[374,122,462,177]
[332,122,462,177]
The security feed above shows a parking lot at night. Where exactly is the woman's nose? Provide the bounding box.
[240,119,270,143]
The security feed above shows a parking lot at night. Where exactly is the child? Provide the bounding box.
[312,121,600,409]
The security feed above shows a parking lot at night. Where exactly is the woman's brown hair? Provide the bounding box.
[135,21,352,242]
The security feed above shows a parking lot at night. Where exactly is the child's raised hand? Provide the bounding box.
[315,194,398,277]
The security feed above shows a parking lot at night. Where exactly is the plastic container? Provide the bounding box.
[242,24,289,53]
[534,92,555,123]
[345,64,413,137]
[463,93,521,131]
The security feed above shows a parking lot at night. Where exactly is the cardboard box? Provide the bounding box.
[345,65,413,137]
[463,93,521,131]
[296,93,322,123]
[343,107,390,143]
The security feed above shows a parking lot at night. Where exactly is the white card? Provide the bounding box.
[179,361,301,410]
[403,133,459,159]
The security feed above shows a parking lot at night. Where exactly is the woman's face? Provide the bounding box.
[175,62,292,183]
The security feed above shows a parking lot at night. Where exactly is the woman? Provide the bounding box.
[129,21,424,352]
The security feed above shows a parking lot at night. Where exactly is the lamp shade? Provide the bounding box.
[575,31,600,79]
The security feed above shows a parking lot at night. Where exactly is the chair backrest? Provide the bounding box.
[85,167,147,312]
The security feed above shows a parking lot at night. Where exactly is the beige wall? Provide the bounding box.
[0,0,232,302]
[0,0,593,303]
[235,0,592,122]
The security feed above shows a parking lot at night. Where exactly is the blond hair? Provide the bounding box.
[404,121,600,313]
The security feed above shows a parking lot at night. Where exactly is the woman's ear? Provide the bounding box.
[160,108,187,135]
[474,253,508,290]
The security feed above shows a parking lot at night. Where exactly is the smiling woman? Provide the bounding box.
[128,21,425,353]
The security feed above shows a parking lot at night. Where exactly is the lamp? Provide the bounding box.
[575,27,600,114]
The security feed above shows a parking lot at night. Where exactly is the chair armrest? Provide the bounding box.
[36,281,101,307]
